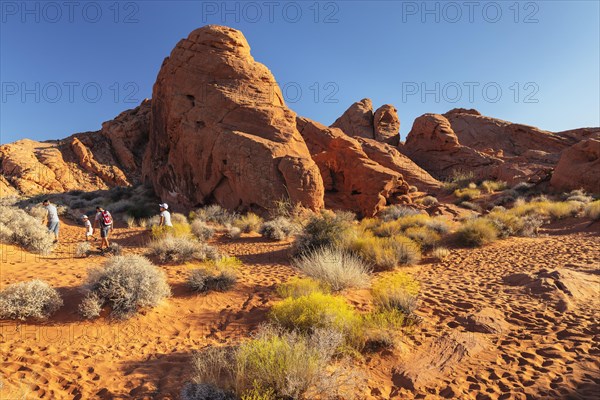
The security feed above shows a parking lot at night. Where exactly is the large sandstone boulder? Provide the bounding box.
[297,117,408,217]
[373,104,400,145]
[551,138,600,194]
[331,99,400,145]
[0,101,150,197]
[356,138,441,193]
[142,25,324,212]
[444,108,581,157]
[401,113,500,180]
[331,98,374,139]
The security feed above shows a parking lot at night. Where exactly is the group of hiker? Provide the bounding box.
[42,200,173,251]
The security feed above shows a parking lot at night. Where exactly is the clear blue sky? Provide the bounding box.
[1,1,599,144]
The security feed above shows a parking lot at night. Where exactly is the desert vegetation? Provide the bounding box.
[80,255,171,319]
[0,280,63,320]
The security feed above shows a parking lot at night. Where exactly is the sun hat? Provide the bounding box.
[159,203,169,209]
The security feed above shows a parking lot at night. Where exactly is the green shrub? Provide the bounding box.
[418,196,438,206]
[293,247,370,290]
[0,280,63,320]
[191,219,215,241]
[456,219,498,247]
[585,200,600,220]
[190,205,237,225]
[270,293,364,348]
[259,217,298,241]
[378,205,420,222]
[82,255,171,319]
[431,247,450,261]
[454,187,481,201]
[346,233,421,270]
[564,189,593,204]
[294,213,353,254]
[188,268,237,293]
[277,277,330,299]
[372,272,420,316]
[234,213,263,233]
[480,180,507,193]
[148,236,219,264]
[404,226,440,248]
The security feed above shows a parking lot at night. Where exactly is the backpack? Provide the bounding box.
[100,210,113,227]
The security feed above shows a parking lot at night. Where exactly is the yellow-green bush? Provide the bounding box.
[276,277,330,299]
[372,272,419,301]
[431,247,450,261]
[456,219,498,247]
[234,213,263,233]
[151,222,192,239]
[270,293,364,348]
[372,214,430,237]
[480,180,507,193]
[363,308,408,348]
[585,200,600,220]
[346,232,421,270]
[454,187,481,201]
[404,226,440,248]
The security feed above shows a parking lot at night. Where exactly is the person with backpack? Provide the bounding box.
[42,199,60,243]
[94,206,113,251]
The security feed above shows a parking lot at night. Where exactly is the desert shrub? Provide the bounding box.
[237,327,358,399]
[190,205,237,226]
[294,213,353,254]
[443,170,475,191]
[454,187,481,201]
[548,201,582,219]
[270,293,364,348]
[188,268,237,294]
[125,216,136,228]
[151,222,192,239]
[78,292,103,319]
[424,217,451,234]
[241,385,276,400]
[0,205,55,254]
[0,280,63,320]
[564,189,593,204]
[171,213,189,224]
[371,214,430,237]
[148,236,218,263]
[404,226,440,248]
[431,247,450,261]
[234,213,263,233]
[293,247,370,291]
[513,182,533,193]
[378,205,420,222]
[27,204,47,220]
[456,219,498,247]
[585,200,600,220]
[191,219,215,241]
[181,383,234,400]
[138,218,149,229]
[480,180,507,193]
[418,196,438,206]
[347,233,421,269]
[372,272,420,306]
[458,201,482,212]
[108,199,134,213]
[408,185,418,193]
[486,210,543,238]
[75,242,91,257]
[276,277,330,299]
[104,242,123,256]
[363,309,407,349]
[259,217,298,241]
[82,255,171,318]
[225,225,242,239]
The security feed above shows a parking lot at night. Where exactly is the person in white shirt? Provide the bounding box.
[42,199,60,243]
[82,215,94,241]
[159,203,173,227]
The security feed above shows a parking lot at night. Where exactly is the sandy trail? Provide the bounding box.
[1,218,599,399]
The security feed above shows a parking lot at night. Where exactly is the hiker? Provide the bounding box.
[159,203,173,227]
[82,215,94,241]
[94,206,113,251]
[42,199,60,243]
